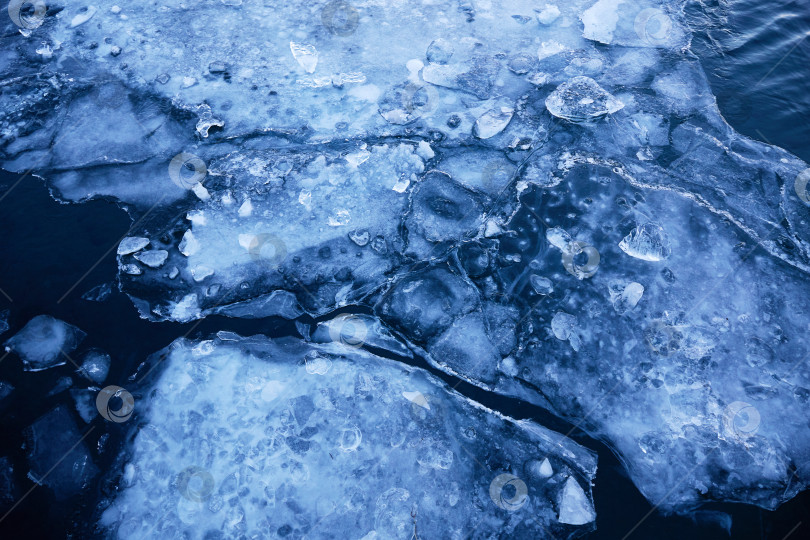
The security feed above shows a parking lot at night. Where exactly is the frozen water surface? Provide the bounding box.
[1,0,810,531]
[99,335,597,539]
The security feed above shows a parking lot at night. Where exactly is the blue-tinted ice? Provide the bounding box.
[98,335,597,539]
[1,0,809,526]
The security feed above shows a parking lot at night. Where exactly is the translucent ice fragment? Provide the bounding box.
[290,42,318,73]
[4,316,86,372]
[619,222,671,261]
[545,77,624,123]
[117,237,150,256]
[474,107,514,139]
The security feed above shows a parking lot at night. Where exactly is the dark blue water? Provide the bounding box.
[687,0,810,163]
[1,1,809,538]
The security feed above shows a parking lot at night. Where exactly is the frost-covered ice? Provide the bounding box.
[99,336,597,539]
[3,315,86,371]
[2,0,810,522]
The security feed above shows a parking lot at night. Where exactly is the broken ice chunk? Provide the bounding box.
[290,42,318,73]
[551,312,577,341]
[581,0,687,48]
[81,282,113,302]
[77,349,111,384]
[474,107,515,139]
[4,316,86,372]
[558,477,596,525]
[619,222,671,261]
[25,406,99,500]
[530,275,554,295]
[99,336,597,538]
[608,281,644,314]
[545,76,624,123]
[117,237,150,256]
[536,4,561,25]
[133,250,168,268]
[71,389,98,423]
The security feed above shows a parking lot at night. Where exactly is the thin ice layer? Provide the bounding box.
[98,336,597,539]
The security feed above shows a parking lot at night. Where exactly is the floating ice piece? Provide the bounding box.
[474,107,514,139]
[81,282,113,302]
[25,406,99,500]
[0,309,8,336]
[608,280,644,314]
[545,76,624,123]
[77,349,111,384]
[117,237,150,256]
[133,250,168,268]
[99,336,597,538]
[290,42,318,73]
[530,275,554,295]
[619,222,671,261]
[4,316,86,372]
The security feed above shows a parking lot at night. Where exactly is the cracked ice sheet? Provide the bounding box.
[2,0,810,517]
[98,335,597,539]
[385,153,810,512]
